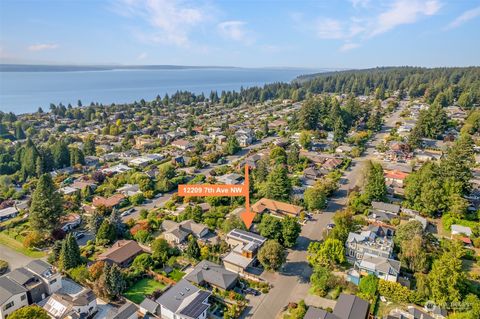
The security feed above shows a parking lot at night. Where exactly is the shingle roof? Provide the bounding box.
[333,294,369,319]
[251,198,303,216]
[304,306,338,319]
[26,260,54,278]
[156,279,210,316]
[371,201,400,214]
[6,268,36,286]
[184,260,238,290]
[98,240,144,265]
[139,298,160,315]
[0,277,27,304]
[107,302,139,319]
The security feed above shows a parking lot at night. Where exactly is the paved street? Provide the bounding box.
[248,104,406,319]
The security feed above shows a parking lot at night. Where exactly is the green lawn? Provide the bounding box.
[0,233,46,258]
[169,269,185,282]
[124,278,166,304]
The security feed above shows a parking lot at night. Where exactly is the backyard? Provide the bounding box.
[124,278,166,304]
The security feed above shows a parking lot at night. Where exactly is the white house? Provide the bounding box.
[0,277,28,319]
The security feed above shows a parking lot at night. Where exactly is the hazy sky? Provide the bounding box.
[1,0,479,68]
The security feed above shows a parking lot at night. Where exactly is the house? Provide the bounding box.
[107,302,140,319]
[59,186,78,196]
[155,279,210,319]
[235,128,255,147]
[384,170,409,188]
[24,260,62,295]
[171,139,193,150]
[322,158,343,171]
[346,229,394,261]
[71,179,96,191]
[388,305,447,319]
[0,277,28,319]
[184,260,239,291]
[162,220,210,245]
[304,294,369,319]
[102,164,132,174]
[0,206,19,222]
[335,145,353,154]
[41,278,97,319]
[139,298,160,317]
[59,213,81,232]
[451,225,472,237]
[117,184,142,197]
[5,268,48,304]
[355,253,401,282]
[303,167,322,181]
[98,240,145,267]
[371,201,400,214]
[223,229,266,274]
[216,173,243,185]
[92,194,126,209]
[84,156,100,167]
[251,198,303,218]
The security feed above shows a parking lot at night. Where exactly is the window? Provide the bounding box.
[20,294,26,301]
[4,301,14,310]
[50,279,57,284]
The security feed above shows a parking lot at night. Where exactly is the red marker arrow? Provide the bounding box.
[240,164,256,229]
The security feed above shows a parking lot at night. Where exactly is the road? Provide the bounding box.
[248,104,406,318]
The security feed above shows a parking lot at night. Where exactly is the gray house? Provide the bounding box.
[184,260,239,291]
[304,294,369,319]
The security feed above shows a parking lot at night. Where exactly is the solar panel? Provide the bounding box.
[180,291,210,318]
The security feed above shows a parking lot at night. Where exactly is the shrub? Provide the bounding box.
[68,265,90,284]
[0,260,8,275]
[23,231,44,248]
[378,279,412,303]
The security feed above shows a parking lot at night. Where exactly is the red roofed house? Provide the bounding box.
[251,198,303,218]
[98,240,145,267]
[384,170,409,188]
[92,194,125,209]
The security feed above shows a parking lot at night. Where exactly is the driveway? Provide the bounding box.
[0,244,36,271]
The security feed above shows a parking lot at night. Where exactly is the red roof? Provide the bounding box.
[384,170,409,180]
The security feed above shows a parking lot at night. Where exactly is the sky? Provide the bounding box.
[0,0,479,68]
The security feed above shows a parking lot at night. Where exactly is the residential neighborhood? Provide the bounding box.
[0,66,479,319]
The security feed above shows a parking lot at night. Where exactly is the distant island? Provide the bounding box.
[0,64,243,72]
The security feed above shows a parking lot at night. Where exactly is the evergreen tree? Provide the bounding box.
[96,219,116,245]
[103,263,126,299]
[287,143,300,166]
[298,98,320,130]
[364,161,387,203]
[53,140,70,168]
[30,174,63,233]
[441,134,474,193]
[224,135,240,155]
[264,165,291,201]
[59,233,82,270]
[186,235,200,259]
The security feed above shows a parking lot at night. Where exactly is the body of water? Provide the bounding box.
[0,67,320,114]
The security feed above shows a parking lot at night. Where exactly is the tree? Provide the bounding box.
[304,186,327,211]
[30,174,63,233]
[393,220,424,246]
[258,240,285,271]
[258,214,283,242]
[298,98,320,130]
[310,266,334,296]
[132,253,153,271]
[428,242,466,306]
[364,161,387,202]
[59,233,82,270]
[8,305,50,319]
[441,134,474,193]
[270,146,288,165]
[287,143,300,166]
[329,209,358,243]
[299,131,312,149]
[103,263,126,299]
[358,274,379,300]
[224,135,240,155]
[400,235,428,273]
[281,216,301,248]
[52,140,70,168]
[88,211,104,235]
[186,235,201,259]
[96,219,116,245]
[264,165,291,201]
[152,238,171,265]
[307,238,345,267]
[83,136,96,156]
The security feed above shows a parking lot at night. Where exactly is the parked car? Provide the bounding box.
[244,288,260,296]
[73,232,85,239]
[120,208,135,217]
